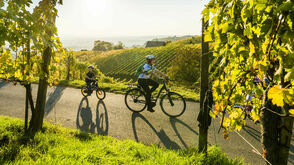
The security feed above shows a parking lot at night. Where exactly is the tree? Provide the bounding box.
[113,41,124,50]
[203,0,294,164]
[0,0,63,134]
[92,40,113,51]
[167,45,201,85]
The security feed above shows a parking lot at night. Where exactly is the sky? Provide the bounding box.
[30,0,210,49]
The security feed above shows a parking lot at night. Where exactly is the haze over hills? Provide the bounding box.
[60,35,195,51]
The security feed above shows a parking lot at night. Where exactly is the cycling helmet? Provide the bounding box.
[88,65,94,69]
[145,55,155,60]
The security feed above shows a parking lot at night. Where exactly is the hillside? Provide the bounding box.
[74,36,201,83]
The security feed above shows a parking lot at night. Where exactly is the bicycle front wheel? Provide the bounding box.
[125,88,147,112]
[81,86,88,97]
[160,92,186,117]
[96,88,106,100]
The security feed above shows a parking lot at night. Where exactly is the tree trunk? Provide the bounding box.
[278,115,294,165]
[29,47,51,132]
[66,56,70,80]
[25,86,29,132]
[198,18,210,153]
[260,89,281,164]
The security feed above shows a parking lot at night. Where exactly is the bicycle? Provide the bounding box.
[81,79,106,100]
[124,79,186,117]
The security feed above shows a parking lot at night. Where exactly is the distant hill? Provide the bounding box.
[151,35,199,42]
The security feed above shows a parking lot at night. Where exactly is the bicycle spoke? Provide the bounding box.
[160,92,186,117]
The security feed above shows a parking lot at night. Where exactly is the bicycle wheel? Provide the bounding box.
[81,86,89,97]
[125,88,147,112]
[160,92,186,117]
[96,88,106,100]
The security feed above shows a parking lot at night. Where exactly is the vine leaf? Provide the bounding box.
[268,85,284,107]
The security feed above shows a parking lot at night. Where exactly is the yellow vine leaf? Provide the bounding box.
[289,109,294,115]
[236,124,242,131]
[268,85,284,107]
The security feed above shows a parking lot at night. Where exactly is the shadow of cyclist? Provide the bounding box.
[96,100,109,135]
[131,112,180,149]
[169,117,198,148]
[76,97,95,133]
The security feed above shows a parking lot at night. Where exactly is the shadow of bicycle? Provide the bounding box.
[76,97,109,135]
[131,112,180,149]
[96,100,109,136]
[169,117,198,148]
[76,97,95,133]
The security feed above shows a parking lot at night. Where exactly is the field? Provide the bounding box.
[73,37,202,82]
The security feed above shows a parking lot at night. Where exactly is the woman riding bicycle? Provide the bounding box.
[85,65,97,95]
[138,55,168,112]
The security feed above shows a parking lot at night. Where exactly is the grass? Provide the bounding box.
[57,79,200,102]
[0,116,243,165]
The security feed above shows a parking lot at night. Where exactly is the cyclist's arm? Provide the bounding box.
[153,69,168,78]
[149,71,161,79]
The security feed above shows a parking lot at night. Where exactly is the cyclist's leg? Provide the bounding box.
[148,79,159,93]
[138,79,153,111]
[86,79,93,95]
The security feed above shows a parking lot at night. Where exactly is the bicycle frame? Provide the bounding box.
[148,81,170,104]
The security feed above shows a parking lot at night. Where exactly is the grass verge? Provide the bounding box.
[57,80,200,102]
[0,116,243,165]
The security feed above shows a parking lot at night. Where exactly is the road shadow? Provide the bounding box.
[131,112,180,149]
[0,81,7,88]
[169,117,198,148]
[243,125,261,142]
[76,97,95,133]
[45,86,65,116]
[289,143,294,165]
[96,100,109,135]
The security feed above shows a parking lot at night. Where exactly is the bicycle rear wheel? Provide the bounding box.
[160,92,186,117]
[96,88,106,100]
[125,88,147,112]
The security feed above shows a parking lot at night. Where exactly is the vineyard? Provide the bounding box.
[78,40,202,82]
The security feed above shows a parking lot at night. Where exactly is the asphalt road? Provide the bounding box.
[0,81,293,165]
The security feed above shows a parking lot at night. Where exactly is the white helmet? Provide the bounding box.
[88,65,94,69]
[145,55,155,60]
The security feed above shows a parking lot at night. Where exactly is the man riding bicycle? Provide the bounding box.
[138,55,168,112]
[85,65,97,95]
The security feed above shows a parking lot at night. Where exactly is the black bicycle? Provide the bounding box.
[81,80,106,100]
[124,80,186,117]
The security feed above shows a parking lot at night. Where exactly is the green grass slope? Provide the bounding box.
[89,42,201,81]
[0,116,243,165]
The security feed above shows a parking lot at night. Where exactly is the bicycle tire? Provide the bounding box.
[81,86,89,97]
[160,92,186,117]
[96,88,106,100]
[125,88,147,112]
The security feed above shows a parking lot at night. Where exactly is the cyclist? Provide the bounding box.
[138,55,168,112]
[85,65,97,95]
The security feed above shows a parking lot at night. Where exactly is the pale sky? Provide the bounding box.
[54,0,210,38]
[29,0,210,49]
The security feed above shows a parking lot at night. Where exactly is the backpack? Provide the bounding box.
[135,63,145,77]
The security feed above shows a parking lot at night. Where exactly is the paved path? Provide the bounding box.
[0,81,293,165]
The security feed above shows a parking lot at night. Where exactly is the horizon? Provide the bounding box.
[61,34,198,50]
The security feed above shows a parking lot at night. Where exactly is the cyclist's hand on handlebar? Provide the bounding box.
[165,76,169,81]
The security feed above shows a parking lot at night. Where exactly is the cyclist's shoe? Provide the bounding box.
[147,107,155,112]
